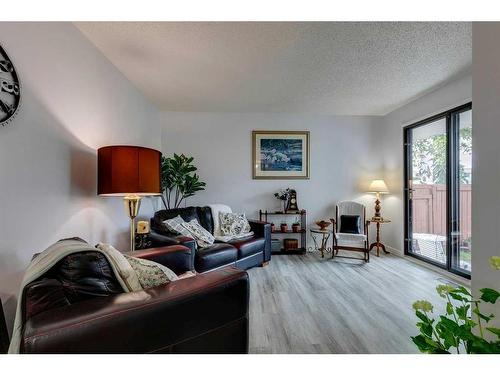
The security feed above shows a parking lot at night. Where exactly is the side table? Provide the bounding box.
[368,219,391,256]
[310,228,333,258]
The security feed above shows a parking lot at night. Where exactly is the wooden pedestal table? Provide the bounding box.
[368,219,391,256]
[310,228,333,258]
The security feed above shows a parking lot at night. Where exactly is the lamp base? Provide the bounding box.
[123,195,141,252]
[372,194,383,222]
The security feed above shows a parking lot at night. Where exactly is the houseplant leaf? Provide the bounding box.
[480,288,500,303]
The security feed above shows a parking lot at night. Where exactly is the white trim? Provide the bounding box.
[400,98,472,128]
[387,246,470,287]
[386,245,404,256]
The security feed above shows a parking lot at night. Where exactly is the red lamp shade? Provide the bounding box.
[97,146,161,196]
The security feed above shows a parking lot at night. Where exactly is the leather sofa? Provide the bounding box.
[150,206,271,273]
[20,244,249,353]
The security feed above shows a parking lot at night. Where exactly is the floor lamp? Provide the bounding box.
[98,145,162,252]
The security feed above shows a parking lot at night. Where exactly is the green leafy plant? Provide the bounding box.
[411,256,500,354]
[412,127,472,184]
[161,154,206,209]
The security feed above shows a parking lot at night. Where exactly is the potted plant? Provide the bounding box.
[161,154,206,209]
[280,222,288,233]
[274,188,291,213]
[411,256,500,354]
[292,222,301,233]
[270,222,276,232]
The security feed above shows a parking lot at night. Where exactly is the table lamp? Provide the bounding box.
[98,145,161,251]
[367,179,389,221]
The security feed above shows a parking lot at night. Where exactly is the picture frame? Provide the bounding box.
[252,130,310,179]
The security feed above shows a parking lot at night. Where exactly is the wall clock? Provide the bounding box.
[0,45,21,126]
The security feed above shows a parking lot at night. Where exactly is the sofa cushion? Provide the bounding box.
[155,207,199,226]
[227,236,265,258]
[219,212,251,236]
[164,216,193,237]
[24,278,70,322]
[196,206,214,234]
[208,204,233,236]
[195,243,237,273]
[124,254,178,289]
[181,219,215,248]
[24,251,124,322]
[339,214,361,234]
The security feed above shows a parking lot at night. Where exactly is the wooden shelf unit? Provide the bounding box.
[259,209,307,255]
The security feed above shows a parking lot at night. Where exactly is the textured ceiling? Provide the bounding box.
[76,22,471,115]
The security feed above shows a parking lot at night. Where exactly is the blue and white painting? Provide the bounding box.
[260,138,303,171]
[253,131,309,179]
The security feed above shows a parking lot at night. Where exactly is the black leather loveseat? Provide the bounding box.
[150,206,271,273]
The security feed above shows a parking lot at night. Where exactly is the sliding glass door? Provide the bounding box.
[404,103,472,278]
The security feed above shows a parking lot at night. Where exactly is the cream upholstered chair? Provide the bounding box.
[331,201,370,262]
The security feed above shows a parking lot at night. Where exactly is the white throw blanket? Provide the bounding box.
[8,239,143,354]
[208,204,232,236]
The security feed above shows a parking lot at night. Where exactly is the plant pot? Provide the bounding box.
[292,223,301,233]
[270,223,276,232]
[280,223,288,233]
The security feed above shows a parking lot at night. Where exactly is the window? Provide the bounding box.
[404,103,472,278]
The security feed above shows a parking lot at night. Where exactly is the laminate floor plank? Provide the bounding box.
[247,252,454,354]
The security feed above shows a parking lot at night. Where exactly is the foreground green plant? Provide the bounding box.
[161,154,206,209]
[411,257,500,354]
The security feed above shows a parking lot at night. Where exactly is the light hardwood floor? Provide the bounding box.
[247,251,459,354]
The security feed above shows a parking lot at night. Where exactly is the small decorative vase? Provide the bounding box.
[280,223,288,233]
[292,223,301,233]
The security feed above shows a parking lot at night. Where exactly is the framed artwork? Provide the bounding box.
[252,130,310,179]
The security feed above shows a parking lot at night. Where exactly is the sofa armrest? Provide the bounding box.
[22,267,249,353]
[248,220,271,262]
[125,245,194,274]
[147,231,181,247]
[150,230,197,254]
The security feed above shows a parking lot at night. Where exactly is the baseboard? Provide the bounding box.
[386,245,404,256]
[386,246,470,287]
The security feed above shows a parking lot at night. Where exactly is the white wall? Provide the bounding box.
[160,112,382,231]
[471,23,500,326]
[0,23,161,334]
[379,74,472,254]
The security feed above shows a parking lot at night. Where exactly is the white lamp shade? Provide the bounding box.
[368,179,389,194]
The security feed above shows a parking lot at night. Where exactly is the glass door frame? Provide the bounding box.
[403,102,472,279]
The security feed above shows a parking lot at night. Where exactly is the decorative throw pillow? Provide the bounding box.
[340,215,361,234]
[219,212,251,236]
[214,231,254,242]
[163,215,193,237]
[181,219,215,248]
[124,255,178,289]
